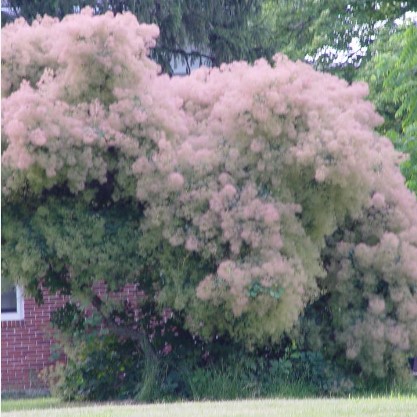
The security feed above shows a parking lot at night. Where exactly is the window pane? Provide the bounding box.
[1,287,17,313]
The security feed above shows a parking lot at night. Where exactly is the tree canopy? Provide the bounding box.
[2,0,272,74]
[263,0,417,81]
[360,24,417,194]
[4,1,416,80]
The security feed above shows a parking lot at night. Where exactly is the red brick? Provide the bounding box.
[1,289,67,391]
[2,284,137,392]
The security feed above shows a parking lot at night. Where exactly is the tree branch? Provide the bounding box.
[91,294,158,362]
[156,45,215,64]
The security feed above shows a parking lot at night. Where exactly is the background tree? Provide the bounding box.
[359,24,417,194]
[2,0,273,74]
[4,1,416,78]
[1,0,80,24]
[263,0,417,82]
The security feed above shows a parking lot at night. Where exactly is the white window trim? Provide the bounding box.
[1,286,25,321]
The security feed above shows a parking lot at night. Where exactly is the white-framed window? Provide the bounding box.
[1,285,24,321]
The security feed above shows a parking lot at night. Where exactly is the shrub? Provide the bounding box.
[40,336,141,401]
[2,8,417,395]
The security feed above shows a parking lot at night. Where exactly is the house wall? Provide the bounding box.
[1,283,142,393]
[1,290,68,392]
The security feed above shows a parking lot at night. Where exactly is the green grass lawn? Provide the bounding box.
[2,397,417,417]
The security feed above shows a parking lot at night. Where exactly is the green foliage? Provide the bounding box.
[2,196,144,302]
[247,281,284,300]
[360,24,417,194]
[41,319,355,401]
[2,1,80,24]
[4,0,272,73]
[150,346,347,401]
[264,0,416,82]
[178,344,353,400]
[142,0,273,71]
[41,335,142,401]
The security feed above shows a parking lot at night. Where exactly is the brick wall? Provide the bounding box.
[1,290,68,392]
[1,283,142,393]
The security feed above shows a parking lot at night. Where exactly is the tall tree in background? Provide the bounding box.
[360,24,417,194]
[131,0,273,72]
[4,1,415,78]
[1,0,80,24]
[2,0,273,74]
[263,0,417,81]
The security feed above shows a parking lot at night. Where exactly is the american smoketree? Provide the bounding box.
[2,9,417,381]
